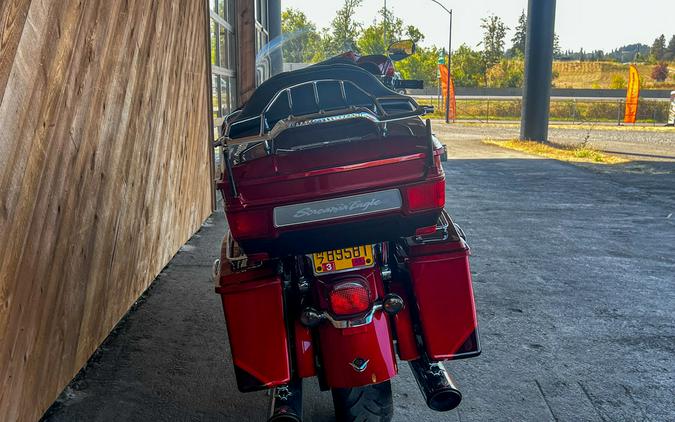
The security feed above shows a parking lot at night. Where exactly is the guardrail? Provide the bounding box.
[416,96,672,125]
[409,87,673,100]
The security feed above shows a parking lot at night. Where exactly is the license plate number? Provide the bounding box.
[311,245,375,274]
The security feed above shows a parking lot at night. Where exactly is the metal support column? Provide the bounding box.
[520,0,557,142]
[268,0,282,75]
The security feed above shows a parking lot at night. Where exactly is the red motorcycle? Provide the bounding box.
[213,43,479,421]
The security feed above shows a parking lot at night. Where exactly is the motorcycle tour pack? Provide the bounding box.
[212,50,479,420]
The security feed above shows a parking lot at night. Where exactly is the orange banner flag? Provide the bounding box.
[438,64,456,120]
[624,64,640,124]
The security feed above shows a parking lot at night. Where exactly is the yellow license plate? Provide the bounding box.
[312,245,375,274]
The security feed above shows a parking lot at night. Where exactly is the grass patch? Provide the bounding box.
[415,97,671,124]
[430,120,675,133]
[483,139,630,165]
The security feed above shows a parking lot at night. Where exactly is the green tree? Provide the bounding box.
[610,74,626,89]
[281,8,321,62]
[357,8,424,56]
[450,44,485,87]
[396,46,441,88]
[480,15,508,69]
[322,0,363,56]
[405,25,424,44]
[650,34,666,61]
[665,35,675,61]
[357,8,402,55]
[508,10,527,57]
[486,59,524,88]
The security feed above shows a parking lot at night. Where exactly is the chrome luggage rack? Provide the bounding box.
[217,78,432,196]
[222,79,428,147]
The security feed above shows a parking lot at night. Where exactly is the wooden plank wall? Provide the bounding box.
[0,1,213,420]
[235,0,257,104]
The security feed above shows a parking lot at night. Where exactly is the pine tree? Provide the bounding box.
[553,34,561,58]
[665,35,675,61]
[509,10,527,57]
[650,34,666,61]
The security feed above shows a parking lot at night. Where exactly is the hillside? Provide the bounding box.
[552,61,675,90]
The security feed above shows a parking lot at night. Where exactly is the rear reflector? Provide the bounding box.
[404,179,445,212]
[415,225,437,236]
[227,209,271,239]
[329,282,371,315]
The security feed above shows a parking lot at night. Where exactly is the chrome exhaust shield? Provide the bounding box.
[268,379,303,422]
[409,359,462,412]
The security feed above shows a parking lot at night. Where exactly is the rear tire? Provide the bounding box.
[331,381,394,422]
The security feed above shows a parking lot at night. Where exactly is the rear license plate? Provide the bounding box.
[311,245,375,274]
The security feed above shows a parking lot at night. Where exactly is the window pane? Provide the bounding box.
[212,75,221,119]
[228,32,236,71]
[218,0,226,19]
[219,26,228,69]
[209,0,216,13]
[229,77,238,110]
[210,20,218,66]
[219,77,230,116]
[227,0,235,25]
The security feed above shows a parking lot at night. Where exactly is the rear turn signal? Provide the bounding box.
[329,282,371,316]
[382,293,404,315]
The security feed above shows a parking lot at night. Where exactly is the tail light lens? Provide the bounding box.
[329,281,371,316]
[404,179,446,212]
[226,209,271,239]
[433,152,443,175]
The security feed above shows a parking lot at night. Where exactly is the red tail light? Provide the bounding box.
[226,209,271,239]
[329,282,371,315]
[404,179,446,212]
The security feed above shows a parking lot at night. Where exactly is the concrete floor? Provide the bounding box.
[43,128,675,421]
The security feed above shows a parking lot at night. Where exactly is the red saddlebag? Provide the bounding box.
[398,211,480,360]
[215,252,290,392]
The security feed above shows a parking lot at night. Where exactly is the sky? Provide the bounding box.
[282,0,675,53]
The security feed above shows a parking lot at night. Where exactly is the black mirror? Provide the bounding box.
[388,40,416,61]
[421,105,435,115]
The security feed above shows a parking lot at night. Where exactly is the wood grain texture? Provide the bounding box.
[235,0,256,104]
[0,0,213,420]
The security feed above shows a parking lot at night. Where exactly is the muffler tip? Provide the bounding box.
[428,388,462,412]
[409,359,463,412]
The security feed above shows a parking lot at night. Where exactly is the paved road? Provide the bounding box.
[43,131,675,421]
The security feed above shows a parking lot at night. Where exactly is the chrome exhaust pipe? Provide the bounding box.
[268,378,303,422]
[409,359,462,412]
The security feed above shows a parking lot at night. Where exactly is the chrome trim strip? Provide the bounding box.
[211,259,220,285]
[322,304,383,329]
